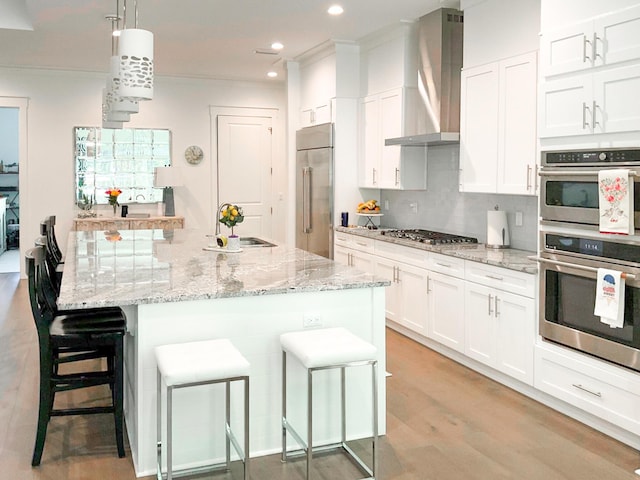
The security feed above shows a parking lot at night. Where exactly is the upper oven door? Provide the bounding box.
[540,169,640,227]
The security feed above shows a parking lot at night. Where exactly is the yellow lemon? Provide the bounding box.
[231,208,238,216]
[229,215,235,221]
[221,208,228,217]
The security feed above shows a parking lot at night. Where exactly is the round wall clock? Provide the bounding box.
[184,145,204,164]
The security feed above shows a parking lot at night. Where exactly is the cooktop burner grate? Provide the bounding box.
[381,229,478,245]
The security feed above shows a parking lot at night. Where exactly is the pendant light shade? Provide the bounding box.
[118,28,154,101]
[102,88,131,123]
[108,56,139,113]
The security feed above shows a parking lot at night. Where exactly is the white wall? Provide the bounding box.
[0,67,287,263]
[541,0,640,30]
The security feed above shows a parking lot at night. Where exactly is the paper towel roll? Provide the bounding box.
[487,210,510,248]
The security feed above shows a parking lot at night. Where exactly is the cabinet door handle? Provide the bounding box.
[355,241,368,247]
[494,296,500,318]
[582,102,590,130]
[572,383,602,398]
[593,32,601,60]
[582,34,592,62]
[526,164,532,191]
[534,163,539,192]
[426,275,431,294]
[395,168,400,186]
[395,266,401,283]
[592,100,599,127]
[373,168,377,185]
[488,294,493,316]
[435,262,452,269]
[485,274,503,281]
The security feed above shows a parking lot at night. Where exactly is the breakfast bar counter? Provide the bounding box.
[57,228,388,476]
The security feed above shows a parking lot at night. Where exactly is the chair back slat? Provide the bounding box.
[25,247,57,340]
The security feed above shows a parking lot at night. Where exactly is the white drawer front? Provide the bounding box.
[535,344,640,435]
[374,240,429,268]
[427,252,465,279]
[465,261,535,297]
[334,231,375,254]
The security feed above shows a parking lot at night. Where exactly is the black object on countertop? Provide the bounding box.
[121,205,128,217]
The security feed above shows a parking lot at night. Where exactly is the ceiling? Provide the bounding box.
[0,0,460,82]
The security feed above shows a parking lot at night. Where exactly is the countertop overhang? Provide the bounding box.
[58,229,389,310]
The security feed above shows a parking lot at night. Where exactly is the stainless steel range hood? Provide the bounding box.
[385,8,463,147]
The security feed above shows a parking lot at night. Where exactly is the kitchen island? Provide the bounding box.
[57,228,388,477]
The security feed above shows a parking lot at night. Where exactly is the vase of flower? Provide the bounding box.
[106,188,122,217]
[218,203,244,250]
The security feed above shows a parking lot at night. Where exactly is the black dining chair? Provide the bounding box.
[26,246,126,466]
[41,215,64,265]
[35,235,62,296]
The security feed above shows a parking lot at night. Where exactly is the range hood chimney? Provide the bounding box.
[385,8,463,147]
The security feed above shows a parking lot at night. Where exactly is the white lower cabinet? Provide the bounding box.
[535,342,640,436]
[464,282,535,385]
[427,270,465,353]
[374,256,428,336]
[334,232,375,274]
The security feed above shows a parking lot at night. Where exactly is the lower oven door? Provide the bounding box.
[539,170,640,227]
[538,253,640,371]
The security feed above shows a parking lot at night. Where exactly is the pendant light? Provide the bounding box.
[118,0,154,101]
[106,9,139,115]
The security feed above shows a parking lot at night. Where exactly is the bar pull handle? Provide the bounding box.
[582,102,589,130]
[540,170,639,177]
[583,34,592,62]
[592,100,599,128]
[532,256,637,280]
[435,262,452,269]
[526,164,532,191]
[395,168,400,186]
[485,274,503,281]
[593,32,601,60]
[572,383,602,398]
[426,275,431,294]
[395,266,401,283]
[488,294,493,316]
[372,168,377,185]
[495,296,500,318]
[303,167,312,233]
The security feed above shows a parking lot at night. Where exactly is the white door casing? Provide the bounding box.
[217,115,273,238]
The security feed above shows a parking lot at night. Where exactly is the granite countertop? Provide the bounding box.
[335,226,537,274]
[58,229,389,310]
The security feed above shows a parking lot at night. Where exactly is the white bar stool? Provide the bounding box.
[155,338,250,480]
[280,327,378,480]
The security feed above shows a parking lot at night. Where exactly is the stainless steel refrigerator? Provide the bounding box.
[296,122,334,259]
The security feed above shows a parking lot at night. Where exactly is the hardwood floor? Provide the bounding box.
[1,271,639,479]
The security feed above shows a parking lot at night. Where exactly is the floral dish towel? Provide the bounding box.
[598,169,634,234]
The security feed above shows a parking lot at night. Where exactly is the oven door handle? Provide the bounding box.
[539,170,639,177]
[532,256,636,280]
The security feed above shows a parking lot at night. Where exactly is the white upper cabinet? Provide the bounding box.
[359,87,427,190]
[539,5,640,139]
[540,5,640,77]
[460,51,538,195]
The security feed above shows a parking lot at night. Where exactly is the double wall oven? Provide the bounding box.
[539,148,640,372]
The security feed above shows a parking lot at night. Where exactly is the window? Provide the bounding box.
[74,127,171,205]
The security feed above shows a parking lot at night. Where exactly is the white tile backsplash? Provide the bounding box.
[379,145,538,252]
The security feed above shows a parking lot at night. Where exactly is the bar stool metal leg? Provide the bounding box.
[156,371,162,480]
[307,368,313,480]
[167,385,174,480]
[244,376,250,480]
[226,380,231,471]
[281,350,287,463]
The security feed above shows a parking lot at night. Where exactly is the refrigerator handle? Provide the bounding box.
[303,166,312,233]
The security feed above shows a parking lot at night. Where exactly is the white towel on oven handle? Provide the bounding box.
[594,268,625,328]
[598,169,634,235]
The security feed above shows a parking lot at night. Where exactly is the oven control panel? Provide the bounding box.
[543,148,640,166]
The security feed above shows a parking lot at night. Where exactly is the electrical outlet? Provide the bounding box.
[515,211,523,227]
[410,202,418,213]
[303,313,322,328]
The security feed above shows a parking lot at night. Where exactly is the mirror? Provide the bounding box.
[74,127,171,205]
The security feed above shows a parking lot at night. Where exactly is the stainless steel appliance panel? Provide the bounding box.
[538,226,640,371]
[296,123,334,259]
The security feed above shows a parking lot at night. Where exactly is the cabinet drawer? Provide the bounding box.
[535,343,640,435]
[427,252,465,279]
[465,261,535,298]
[374,240,429,268]
[334,231,375,254]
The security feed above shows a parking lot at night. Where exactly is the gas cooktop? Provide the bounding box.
[381,229,478,245]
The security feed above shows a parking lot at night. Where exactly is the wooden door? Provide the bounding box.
[217,115,272,238]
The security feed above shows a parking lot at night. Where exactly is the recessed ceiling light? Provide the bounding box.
[267,71,278,78]
[328,5,344,15]
[271,42,284,50]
